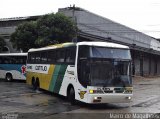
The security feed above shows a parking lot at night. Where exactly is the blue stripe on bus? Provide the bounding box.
[0,64,26,76]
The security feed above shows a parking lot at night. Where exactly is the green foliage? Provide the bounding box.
[10,12,77,51]
[10,21,38,52]
[0,36,6,52]
[36,13,77,46]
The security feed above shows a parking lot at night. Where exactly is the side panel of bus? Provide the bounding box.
[26,44,89,103]
[26,63,87,102]
[0,64,26,80]
[0,54,27,80]
[27,64,67,92]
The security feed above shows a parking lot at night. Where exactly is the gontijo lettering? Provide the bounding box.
[35,65,47,71]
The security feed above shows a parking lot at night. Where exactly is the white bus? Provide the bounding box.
[26,42,132,104]
[0,53,27,81]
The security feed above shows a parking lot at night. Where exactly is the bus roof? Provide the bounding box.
[28,42,129,52]
[28,42,76,52]
[77,42,129,49]
[0,53,27,56]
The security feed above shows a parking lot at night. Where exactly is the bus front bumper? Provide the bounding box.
[87,94,133,104]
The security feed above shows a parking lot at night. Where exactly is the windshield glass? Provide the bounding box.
[89,59,132,87]
[78,45,132,87]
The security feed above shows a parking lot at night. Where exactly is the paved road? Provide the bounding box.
[0,77,160,119]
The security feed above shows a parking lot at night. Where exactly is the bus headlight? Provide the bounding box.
[89,90,94,94]
[89,89,103,94]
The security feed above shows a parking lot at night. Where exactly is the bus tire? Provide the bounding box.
[5,73,12,82]
[32,78,37,90]
[36,79,40,90]
[68,87,75,105]
[32,78,40,90]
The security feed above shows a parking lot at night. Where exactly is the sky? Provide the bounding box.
[1,0,160,38]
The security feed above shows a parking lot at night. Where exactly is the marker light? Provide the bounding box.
[89,90,94,94]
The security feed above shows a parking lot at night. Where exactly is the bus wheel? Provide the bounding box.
[68,87,75,105]
[35,79,40,90]
[32,78,37,90]
[5,74,12,82]
[32,78,39,90]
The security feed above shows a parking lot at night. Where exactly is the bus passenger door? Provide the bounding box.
[77,59,89,102]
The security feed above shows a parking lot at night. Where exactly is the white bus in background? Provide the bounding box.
[26,42,132,104]
[0,53,27,81]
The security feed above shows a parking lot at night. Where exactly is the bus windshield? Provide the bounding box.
[89,60,131,87]
[78,45,132,87]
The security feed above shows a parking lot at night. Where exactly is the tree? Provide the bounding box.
[10,21,38,52]
[36,13,77,46]
[0,36,6,52]
[10,12,77,51]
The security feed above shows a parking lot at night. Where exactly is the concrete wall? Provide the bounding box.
[4,39,19,53]
[0,17,39,53]
[134,57,140,75]
[0,26,16,35]
[157,58,160,75]
[143,54,149,76]
[0,27,17,53]
[0,23,17,52]
[131,50,160,76]
[151,39,160,51]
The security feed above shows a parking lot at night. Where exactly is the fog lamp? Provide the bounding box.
[126,96,132,100]
[94,97,98,100]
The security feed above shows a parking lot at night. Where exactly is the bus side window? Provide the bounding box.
[41,52,47,63]
[27,53,31,63]
[15,56,20,64]
[70,47,76,64]
[30,53,36,63]
[56,49,65,63]
[11,56,17,64]
[48,50,55,63]
[65,46,76,65]
[4,56,11,64]
[22,56,27,64]
[66,49,71,63]
[35,52,41,63]
[28,53,33,63]
[15,56,24,64]
[21,56,26,64]
[0,57,3,64]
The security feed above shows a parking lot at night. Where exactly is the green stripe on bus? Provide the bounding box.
[53,65,68,93]
[49,65,61,92]
[49,65,68,93]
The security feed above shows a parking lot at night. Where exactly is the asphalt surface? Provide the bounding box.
[0,77,160,119]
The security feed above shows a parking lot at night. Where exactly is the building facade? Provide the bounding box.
[59,7,160,76]
[0,16,39,53]
[0,7,160,76]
